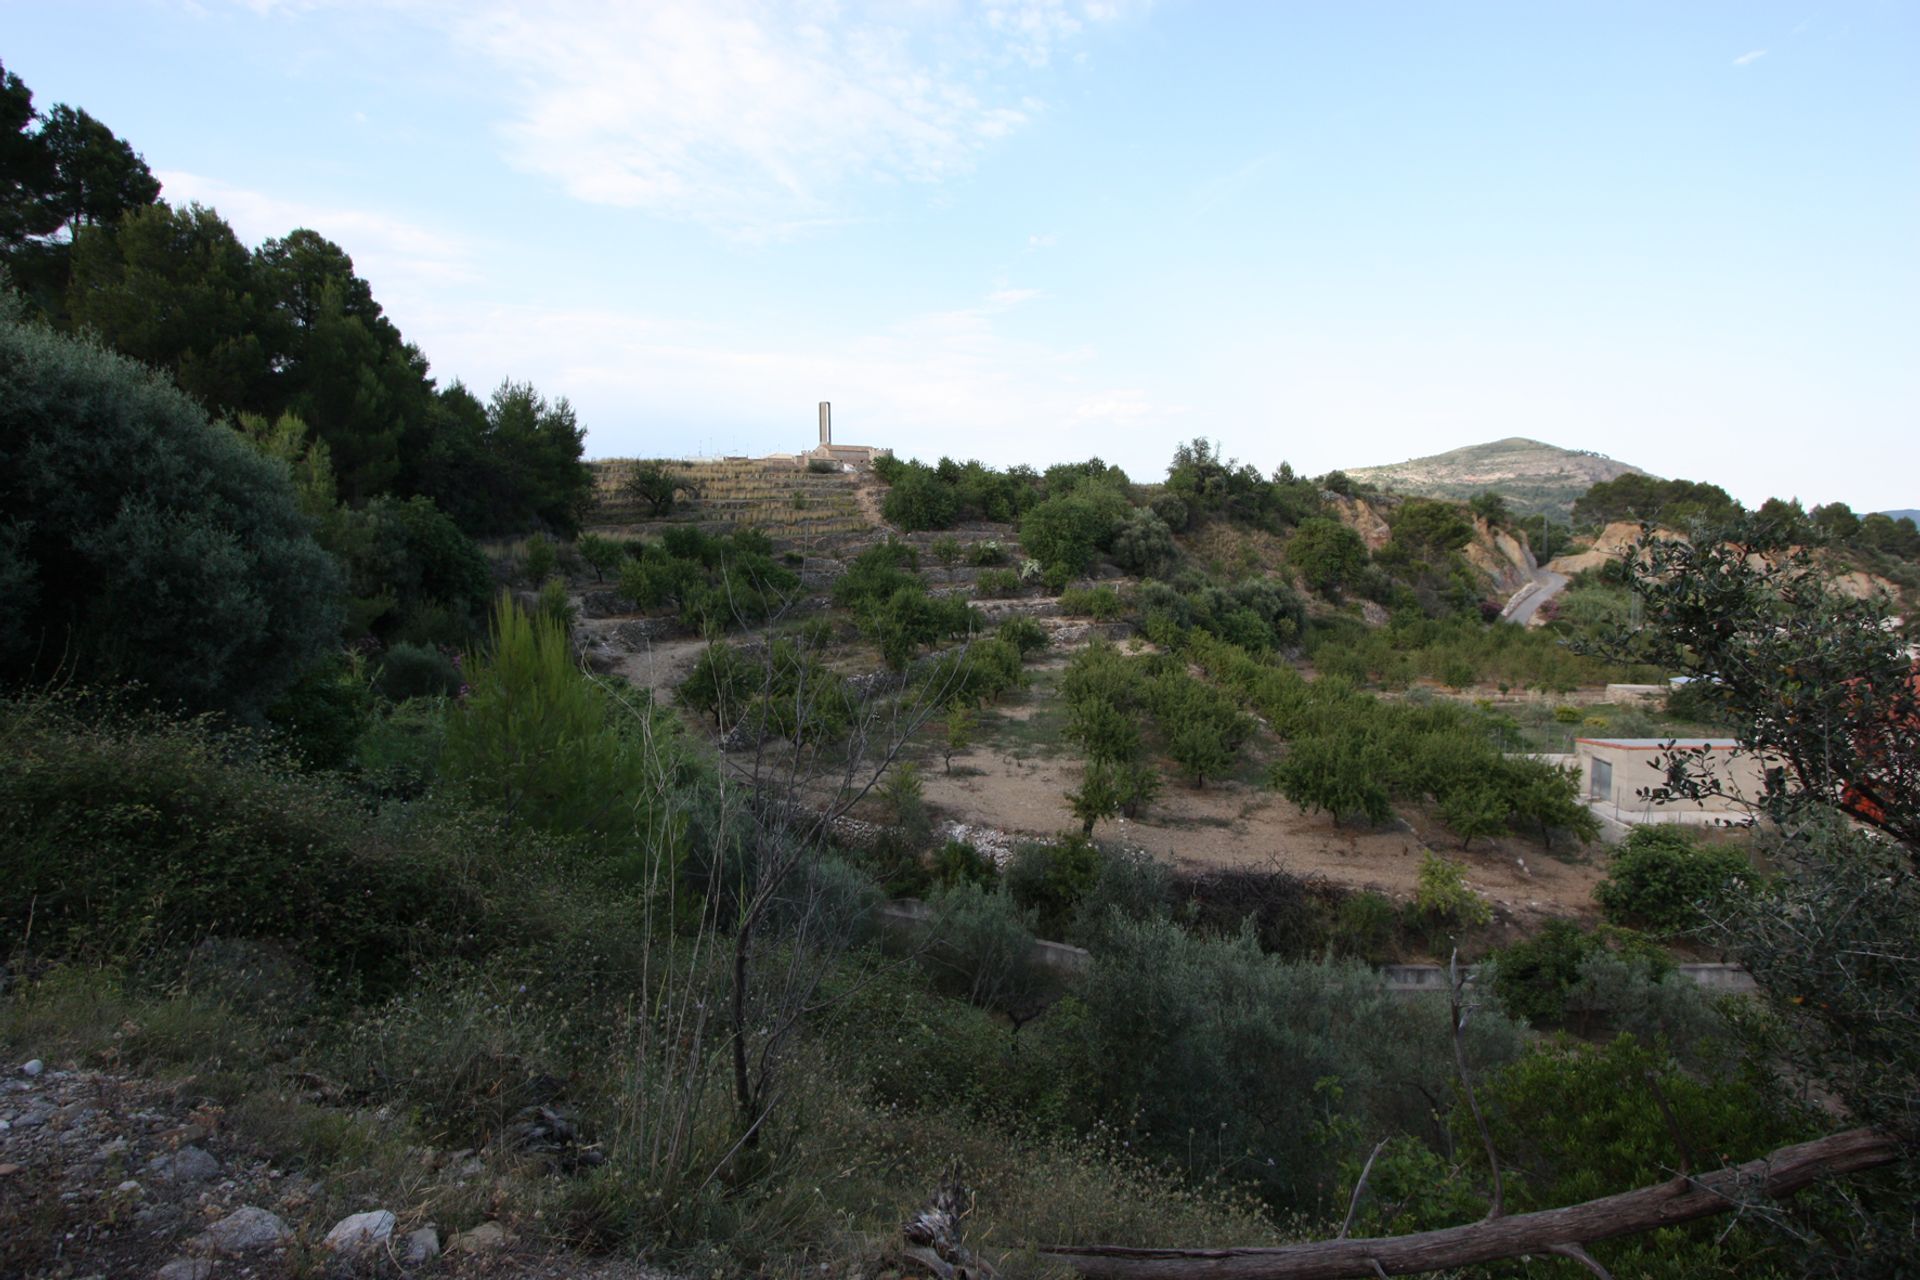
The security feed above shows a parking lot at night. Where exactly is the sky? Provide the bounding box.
[6,1,1918,510]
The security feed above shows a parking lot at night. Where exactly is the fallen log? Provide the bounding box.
[1041,1127,1898,1280]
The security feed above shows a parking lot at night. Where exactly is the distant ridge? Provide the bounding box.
[1879,509,1920,524]
[1342,437,1652,523]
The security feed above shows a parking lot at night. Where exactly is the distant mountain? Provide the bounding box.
[1879,509,1920,524]
[1341,437,1652,523]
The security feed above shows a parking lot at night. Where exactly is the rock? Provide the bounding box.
[116,1180,143,1195]
[323,1208,396,1255]
[403,1226,441,1265]
[149,1146,221,1184]
[199,1206,292,1255]
[10,1102,52,1129]
[155,1260,214,1280]
[449,1221,507,1253]
[20,1059,43,1077]
[0,1163,22,1176]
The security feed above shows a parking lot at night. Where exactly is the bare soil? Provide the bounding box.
[915,654,1607,927]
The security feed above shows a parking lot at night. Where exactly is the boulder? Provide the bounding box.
[199,1206,292,1255]
[323,1208,396,1256]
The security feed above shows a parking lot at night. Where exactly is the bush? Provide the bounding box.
[965,540,1007,567]
[523,533,558,584]
[1058,585,1123,620]
[1410,852,1492,944]
[1004,837,1102,940]
[0,299,341,720]
[0,694,501,992]
[997,616,1049,657]
[374,642,463,702]
[974,568,1023,598]
[1595,828,1754,935]
[931,839,997,889]
[444,594,693,867]
[921,883,1051,1020]
[1111,510,1178,578]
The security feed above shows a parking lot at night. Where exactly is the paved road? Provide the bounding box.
[1501,569,1569,625]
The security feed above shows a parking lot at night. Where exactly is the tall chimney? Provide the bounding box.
[818,401,831,447]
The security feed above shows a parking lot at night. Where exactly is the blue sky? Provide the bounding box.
[8,1,1917,509]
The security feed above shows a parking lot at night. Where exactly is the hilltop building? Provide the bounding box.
[775,402,889,470]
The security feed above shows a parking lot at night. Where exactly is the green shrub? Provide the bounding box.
[0,299,340,720]
[974,567,1022,598]
[353,697,448,798]
[931,839,997,889]
[921,883,1051,1019]
[997,615,1049,657]
[374,642,463,702]
[523,533,559,584]
[0,695,499,991]
[1330,890,1400,964]
[930,536,962,568]
[1005,837,1102,940]
[1058,584,1123,620]
[1410,851,1492,944]
[444,594,692,866]
[1596,828,1754,935]
[965,540,1007,567]
[265,653,375,771]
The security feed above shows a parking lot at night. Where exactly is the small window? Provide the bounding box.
[1589,758,1612,802]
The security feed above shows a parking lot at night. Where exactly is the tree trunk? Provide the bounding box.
[1040,1127,1898,1280]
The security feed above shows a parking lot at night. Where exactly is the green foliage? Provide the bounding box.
[1286,517,1369,595]
[1463,1035,1810,1277]
[996,615,1049,657]
[1111,509,1179,578]
[0,695,501,992]
[965,539,1007,566]
[1573,472,1742,532]
[576,532,624,581]
[523,532,559,583]
[1164,439,1324,530]
[1005,837,1102,939]
[930,535,962,567]
[1410,852,1491,941]
[618,527,799,633]
[921,883,1051,1019]
[0,302,340,720]
[1596,827,1753,935]
[974,567,1022,598]
[930,839,997,889]
[881,464,959,530]
[328,494,493,645]
[622,459,695,517]
[266,652,375,771]
[1387,498,1474,560]
[1058,584,1123,620]
[1437,783,1507,848]
[1020,485,1131,577]
[444,594,691,865]
[942,701,975,771]
[1067,758,1125,836]
[1270,733,1393,827]
[1078,915,1522,1205]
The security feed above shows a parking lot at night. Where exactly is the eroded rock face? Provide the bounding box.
[1461,517,1536,595]
[1325,494,1394,552]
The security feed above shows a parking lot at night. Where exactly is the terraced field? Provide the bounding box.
[590,458,873,548]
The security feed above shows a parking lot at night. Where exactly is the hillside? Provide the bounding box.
[1880,508,1920,524]
[1343,437,1650,523]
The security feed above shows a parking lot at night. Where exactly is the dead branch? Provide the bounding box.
[1039,1127,1898,1280]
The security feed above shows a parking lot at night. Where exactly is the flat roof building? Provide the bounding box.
[1575,737,1769,827]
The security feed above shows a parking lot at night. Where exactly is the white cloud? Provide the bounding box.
[434,0,1134,237]
[153,169,485,300]
[1733,48,1767,66]
[1027,232,1059,250]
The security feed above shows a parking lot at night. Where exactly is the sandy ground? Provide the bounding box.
[914,656,1607,924]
